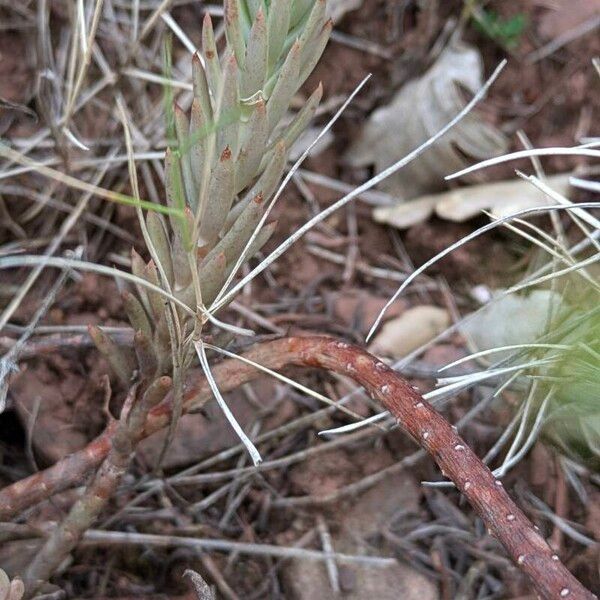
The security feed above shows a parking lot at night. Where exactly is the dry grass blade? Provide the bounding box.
[213,61,507,314]
[0,144,182,216]
[367,202,600,342]
[194,339,262,465]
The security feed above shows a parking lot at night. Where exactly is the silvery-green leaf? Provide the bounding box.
[222,195,251,234]
[199,145,236,247]
[297,0,327,67]
[298,19,332,88]
[165,146,187,232]
[266,41,301,133]
[202,14,221,98]
[225,0,247,69]
[189,98,208,194]
[273,82,322,150]
[123,290,152,339]
[267,0,291,70]
[235,98,268,192]
[245,0,264,21]
[205,190,266,265]
[198,251,227,305]
[146,211,175,286]
[192,53,213,122]
[242,140,287,212]
[290,0,314,28]
[216,53,240,158]
[174,103,197,210]
[241,8,268,99]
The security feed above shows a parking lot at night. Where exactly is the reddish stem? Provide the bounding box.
[0,337,594,599]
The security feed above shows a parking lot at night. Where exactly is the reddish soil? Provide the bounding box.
[1,0,598,597]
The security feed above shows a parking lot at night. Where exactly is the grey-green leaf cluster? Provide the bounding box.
[167,0,330,301]
[92,0,331,387]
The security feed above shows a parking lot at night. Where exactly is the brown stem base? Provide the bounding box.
[0,336,594,599]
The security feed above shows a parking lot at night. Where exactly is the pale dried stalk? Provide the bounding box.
[1,337,593,599]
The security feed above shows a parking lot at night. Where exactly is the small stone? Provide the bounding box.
[414,402,424,408]
[506,514,516,522]
[517,554,525,564]
[560,589,570,597]
[454,444,465,451]
[552,555,560,561]
[464,481,471,491]
[422,431,430,440]
[380,384,391,394]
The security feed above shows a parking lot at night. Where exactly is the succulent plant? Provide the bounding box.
[91,0,332,385]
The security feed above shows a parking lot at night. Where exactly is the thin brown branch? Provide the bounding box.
[1,336,594,599]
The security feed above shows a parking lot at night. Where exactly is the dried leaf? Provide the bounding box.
[374,174,571,229]
[346,40,508,201]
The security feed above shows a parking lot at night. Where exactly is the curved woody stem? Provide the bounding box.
[0,336,595,599]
